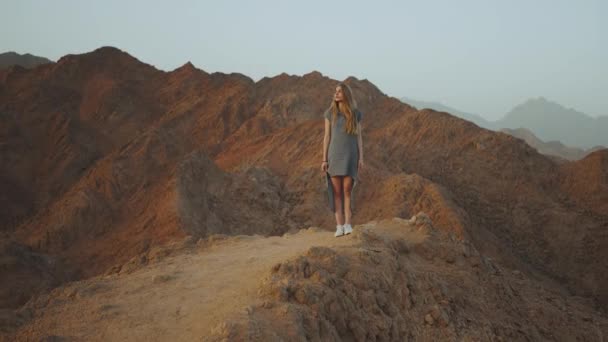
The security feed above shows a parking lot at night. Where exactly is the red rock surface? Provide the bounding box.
[4,217,607,341]
[1,46,607,317]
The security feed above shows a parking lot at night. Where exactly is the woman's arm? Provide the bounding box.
[357,121,364,162]
[323,118,331,161]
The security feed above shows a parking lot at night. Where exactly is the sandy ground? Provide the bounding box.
[5,217,608,341]
[9,225,368,341]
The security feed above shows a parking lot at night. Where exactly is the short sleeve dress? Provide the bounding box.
[324,108,363,213]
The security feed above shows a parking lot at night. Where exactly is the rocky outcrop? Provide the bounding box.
[208,216,608,341]
[2,45,608,317]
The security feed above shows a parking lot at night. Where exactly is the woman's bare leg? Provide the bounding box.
[330,176,344,225]
[342,176,354,225]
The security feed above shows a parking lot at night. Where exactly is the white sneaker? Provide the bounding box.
[334,224,344,237]
[343,223,353,235]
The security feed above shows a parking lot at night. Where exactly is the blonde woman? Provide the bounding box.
[321,83,364,237]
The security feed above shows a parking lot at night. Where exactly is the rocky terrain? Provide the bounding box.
[3,216,607,341]
[1,46,607,340]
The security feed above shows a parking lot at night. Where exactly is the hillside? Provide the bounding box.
[0,52,52,69]
[401,96,608,152]
[500,127,604,161]
[3,216,607,341]
[400,96,493,129]
[1,46,607,337]
[498,97,608,148]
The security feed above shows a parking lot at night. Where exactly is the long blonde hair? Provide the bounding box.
[328,83,359,135]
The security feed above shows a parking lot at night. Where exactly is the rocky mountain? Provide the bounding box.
[498,97,608,149]
[400,96,493,129]
[1,46,607,339]
[500,127,605,161]
[401,96,608,152]
[5,216,608,341]
[0,52,52,69]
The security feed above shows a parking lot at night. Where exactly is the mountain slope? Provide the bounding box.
[1,46,607,314]
[0,52,52,69]
[400,96,493,129]
[400,96,608,151]
[501,127,604,161]
[497,97,608,148]
[4,217,607,341]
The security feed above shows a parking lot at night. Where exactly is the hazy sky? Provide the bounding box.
[2,0,606,120]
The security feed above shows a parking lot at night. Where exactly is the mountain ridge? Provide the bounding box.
[400,96,608,151]
[0,51,53,69]
[5,216,607,341]
[1,45,607,325]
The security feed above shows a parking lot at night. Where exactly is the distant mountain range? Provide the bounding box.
[401,96,608,150]
[500,127,604,161]
[0,51,53,69]
[2,47,608,339]
[400,96,494,129]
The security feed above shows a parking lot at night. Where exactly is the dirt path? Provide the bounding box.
[7,218,608,341]
[10,225,369,341]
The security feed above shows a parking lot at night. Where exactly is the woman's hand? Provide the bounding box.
[358,158,365,170]
[321,161,328,172]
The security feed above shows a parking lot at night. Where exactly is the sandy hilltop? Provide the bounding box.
[1,46,607,341]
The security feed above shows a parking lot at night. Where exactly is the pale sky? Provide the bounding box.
[2,0,606,120]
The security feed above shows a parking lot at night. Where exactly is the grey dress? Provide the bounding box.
[324,108,363,213]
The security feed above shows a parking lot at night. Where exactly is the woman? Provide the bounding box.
[321,83,364,237]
